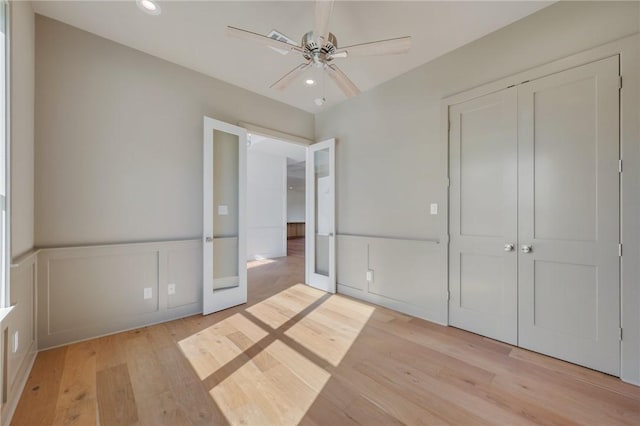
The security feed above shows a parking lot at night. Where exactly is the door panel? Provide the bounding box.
[459,102,511,238]
[518,56,620,375]
[203,117,247,314]
[460,253,508,314]
[449,88,518,345]
[532,77,598,241]
[306,139,336,293]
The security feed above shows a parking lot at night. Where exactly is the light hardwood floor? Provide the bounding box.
[11,252,640,425]
[287,237,304,258]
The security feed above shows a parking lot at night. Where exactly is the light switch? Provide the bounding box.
[430,203,438,215]
[218,205,228,215]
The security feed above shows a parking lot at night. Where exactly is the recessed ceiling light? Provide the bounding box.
[314,97,326,106]
[305,79,316,86]
[137,0,161,16]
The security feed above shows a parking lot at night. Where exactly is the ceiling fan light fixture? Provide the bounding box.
[226,0,411,101]
[137,0,161,16]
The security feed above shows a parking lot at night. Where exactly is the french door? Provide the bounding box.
[449,56,621,375]
[203,117,247,315]
[305,139,336,293]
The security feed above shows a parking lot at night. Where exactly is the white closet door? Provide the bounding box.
[449,88,519,345]
[517,56,620,375]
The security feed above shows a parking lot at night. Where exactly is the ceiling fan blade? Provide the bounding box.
[226,26,303,54]
[325,64,360,98]
[270,63,312,91]
[314,0,334,44]
[333,36,411,57]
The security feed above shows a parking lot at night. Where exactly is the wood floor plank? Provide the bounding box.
[171,380,228,426]
[11,347,67,426]
[96,363,138,426]
[94,333,127,372]
[436,366,580,426]
[52,341,97,426]
[123,331,171,400]
[331,365,451,425]
[134,390,190,426]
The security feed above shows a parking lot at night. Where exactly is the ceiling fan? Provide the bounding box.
[226,0,412,100]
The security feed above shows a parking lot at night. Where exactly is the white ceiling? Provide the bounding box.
[32,1,552,112]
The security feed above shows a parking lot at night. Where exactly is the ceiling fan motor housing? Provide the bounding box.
[302,31,337,66]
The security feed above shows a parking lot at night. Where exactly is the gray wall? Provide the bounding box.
[316,0,640,382]
[287,187,305,222]
[316,1,639,240]
[10,1,34,258]
[34,15,314,247]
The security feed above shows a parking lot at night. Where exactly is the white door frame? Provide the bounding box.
[203,116,247,315]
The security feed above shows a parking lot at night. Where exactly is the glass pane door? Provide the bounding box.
[306,139,335,293]
[203,118,247,315]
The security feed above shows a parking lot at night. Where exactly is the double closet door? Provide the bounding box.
[449,56,621,376]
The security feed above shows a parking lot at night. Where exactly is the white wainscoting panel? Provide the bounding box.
[3,251,39,425]
[337,235,447,324]
[167,244,202,309]
[37,240,201,349]
[336,235,367,291]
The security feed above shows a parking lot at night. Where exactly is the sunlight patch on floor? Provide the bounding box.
[178,313,268,380]
[246,283,325,329]
[285,294,375,366]
[210,340,330,425]
[178,284,374,424]
[247,259,276,269]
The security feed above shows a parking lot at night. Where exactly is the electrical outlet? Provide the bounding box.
[430,203,438,215]
[366,270,374,282]
[168,283,176,295]
[144,287,153,300]
[218,205,228,215]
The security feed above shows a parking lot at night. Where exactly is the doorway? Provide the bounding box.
[204,117,337,316]
[246,134,307,263]
[286,159,306,259]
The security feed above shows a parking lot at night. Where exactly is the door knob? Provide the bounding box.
[521,245,532,253]
[205,236,213,243]
[504,243,514,252]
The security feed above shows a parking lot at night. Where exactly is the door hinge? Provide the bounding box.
[619,159,623,173]
[447,291,451,302]
[618,76,622,90]
[445,177,450,188]
[618,244,623,257]
[448,120,451,132]
[620,327,623,341]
